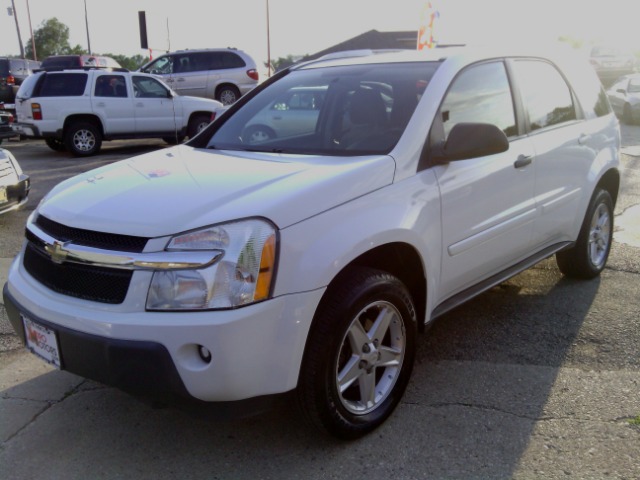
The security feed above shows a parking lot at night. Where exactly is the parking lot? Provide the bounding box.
[1,127,639,479]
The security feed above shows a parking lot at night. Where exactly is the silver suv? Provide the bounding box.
[139,48,259,105]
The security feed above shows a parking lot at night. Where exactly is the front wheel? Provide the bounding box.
[187,114,211,139]
[65,122,102,157]
[556,188,614,279]
[297,267,417,439]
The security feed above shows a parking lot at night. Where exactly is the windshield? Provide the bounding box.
[204,62,439,156]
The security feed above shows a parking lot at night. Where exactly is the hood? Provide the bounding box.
[38,145,395,238]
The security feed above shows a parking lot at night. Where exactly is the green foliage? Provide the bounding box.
[25,18,84,59]
[102,54,150,71]
[264,54,303,73]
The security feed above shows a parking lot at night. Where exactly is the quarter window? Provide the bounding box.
[440,62,517,140]
[513,60,577,131]
[40,73,87,96]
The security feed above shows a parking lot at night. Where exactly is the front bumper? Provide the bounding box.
[4,254,324,404]
[0,173,29,215]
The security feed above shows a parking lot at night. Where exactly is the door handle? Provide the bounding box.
[514,155,532,168]
[578,134,591,145]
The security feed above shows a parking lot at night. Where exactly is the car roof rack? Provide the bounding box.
[34,66,130,73]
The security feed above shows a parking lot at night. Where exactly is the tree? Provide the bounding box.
[25,18,84,60]
[104,54,149,71]
[264,55,303,73]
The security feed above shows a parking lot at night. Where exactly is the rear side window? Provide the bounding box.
[210,52,246,69]
[439,61,517,139]
[39,73,88,96]
[512,60,577,131]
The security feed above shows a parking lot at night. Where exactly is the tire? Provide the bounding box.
[65,122,101,157]
[243,125,275,144]
[556,188,613,279]
[623,104,634,125]
[162,135,186,145]
[297,267,417,439]
[216,85,240,106]
[187,114,211,139]
[45,138,66,152]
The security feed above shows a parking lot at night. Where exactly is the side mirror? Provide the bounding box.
[434,122,509,163]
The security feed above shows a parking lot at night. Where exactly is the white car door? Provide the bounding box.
[91,73,135,134]
[433,61,536,298]
[510,59,597,248]
[132,75,183,134]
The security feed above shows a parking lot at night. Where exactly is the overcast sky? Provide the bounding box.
[2,0,638,74]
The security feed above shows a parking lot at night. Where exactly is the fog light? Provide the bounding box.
[198,345,212,363]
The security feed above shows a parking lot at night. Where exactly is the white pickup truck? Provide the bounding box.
[12,68,222,156]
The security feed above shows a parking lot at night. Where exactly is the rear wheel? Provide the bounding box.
[65,122,102,157]
[623,104,635,125]
[216,85,240,105]
[297,267,417,439]
[556,188,613,279]
[45,138,66,152]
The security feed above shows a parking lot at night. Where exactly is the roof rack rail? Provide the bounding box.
[34,66,130,73]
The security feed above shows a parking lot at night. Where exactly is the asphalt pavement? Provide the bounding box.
[1,130,639,479]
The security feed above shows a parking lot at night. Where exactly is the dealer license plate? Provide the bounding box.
[22,314,61,368]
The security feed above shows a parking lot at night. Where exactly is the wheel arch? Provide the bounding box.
[63,114,104,136]
[596,167,620,207]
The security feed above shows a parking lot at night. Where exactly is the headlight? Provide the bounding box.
[147,219,277,310]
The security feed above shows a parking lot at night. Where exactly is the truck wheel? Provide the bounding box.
[187,114,211,139]
[45,138,66,152]
[65,122,102,157]
[556,188,613,279]
[297,267,417,439]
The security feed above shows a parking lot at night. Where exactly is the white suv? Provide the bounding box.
[12,68,223,156]
[3,47,621,439]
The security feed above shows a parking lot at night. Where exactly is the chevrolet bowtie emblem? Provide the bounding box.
[45,240,70,264]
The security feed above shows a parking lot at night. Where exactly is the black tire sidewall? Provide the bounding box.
[557,188,613,278]
[65,122,101,157]
[302,268,417,439]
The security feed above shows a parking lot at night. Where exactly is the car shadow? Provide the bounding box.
[0,259,611,478]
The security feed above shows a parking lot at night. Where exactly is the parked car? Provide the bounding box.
[588,45,638,86]
[243,86,326,143]
[0,57,41,114]
[138,48,258,105]
[0,147,29,215]
[40,54,121,70]
[3,47,620,439]
[0,109,16,144]
[606,73,640,124]
[12,68,223,156]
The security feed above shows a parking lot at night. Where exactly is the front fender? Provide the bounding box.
[275,170,442,321]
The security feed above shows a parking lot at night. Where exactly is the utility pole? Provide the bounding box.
[266,0,271,77]
[26,0,36,60]
[84,0,92,54]
[9,0,25,59]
